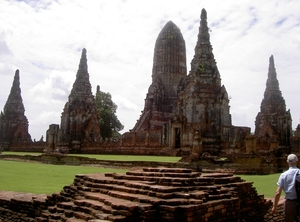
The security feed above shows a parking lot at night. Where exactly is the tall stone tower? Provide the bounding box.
[255,55,292,151]
[176,9,232,146]
[57,48,101,151]
[132,21,187,131]
[0,70,31,149]
[122,9,249,153]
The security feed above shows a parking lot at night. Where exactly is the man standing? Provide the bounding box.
[272,154,300,222]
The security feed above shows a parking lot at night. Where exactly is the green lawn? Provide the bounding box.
[0,160,127,194]
[239,174,279,198]
[3,152,42,156]
[2,152,181,162]
[69,154,181,162]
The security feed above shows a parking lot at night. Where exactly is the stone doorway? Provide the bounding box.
[174,127,181,148]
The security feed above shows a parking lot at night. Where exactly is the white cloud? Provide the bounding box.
[0,0,300,139]
[28,70,74,105]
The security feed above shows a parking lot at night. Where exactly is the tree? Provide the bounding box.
[95,90,124,141]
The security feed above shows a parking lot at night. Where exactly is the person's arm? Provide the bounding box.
[272,186,283,214]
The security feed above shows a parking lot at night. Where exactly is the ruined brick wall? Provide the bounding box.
[9,141,46,153]
[120,131,162,148]
[0,191,47,222]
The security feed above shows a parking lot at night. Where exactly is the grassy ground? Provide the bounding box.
[69,154,181,162]
[0,160,127,194]
[2,152,181,162]
[238,174,279,198]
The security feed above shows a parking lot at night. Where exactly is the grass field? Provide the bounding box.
[0,160,127,194]
[238,174,279,198]
[2,152,181,162]
[0,152,279,198]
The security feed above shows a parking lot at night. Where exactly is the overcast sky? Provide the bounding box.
[0,0,300,140]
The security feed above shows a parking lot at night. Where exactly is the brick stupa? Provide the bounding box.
[132,21,187,132]
[58,48,101,152]
[176,8,232,144]
[255,55,292,150]
[0,70,31,149]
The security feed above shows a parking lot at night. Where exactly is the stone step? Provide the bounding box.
[83,192,139,211]
[83,179,182,195]
[111,173,214,187]
[105,214,127,222]
[35,217,48,222]
[82,179,217,201]
[73,211,94,220]
[74,198,119,216]
[77,174,126,187]
[74,199,135,221]
[142,167,193,173]
[49,212,64,220]
[40,209,52,218]
[65,218,87,222]
[85,188,204,207]
[88,220,112,222]
[57,201,76,210]
[126,170,201,178]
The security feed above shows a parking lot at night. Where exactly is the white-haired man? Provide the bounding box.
[272,154,300,222]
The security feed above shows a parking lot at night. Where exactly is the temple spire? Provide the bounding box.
[255,55,291,148]
[261,55,285,111]
[69,48,93,103]
[189,8,218,79]
[78,48,88,73]
[58,48,101,150]
[198,8,210,44]
[0,69,31,145]
[265,55,280,96]
[4,69,25,115]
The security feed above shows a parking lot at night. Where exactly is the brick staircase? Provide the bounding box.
[35,167,271,222]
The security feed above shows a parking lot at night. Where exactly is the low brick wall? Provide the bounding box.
[0,191,47,222]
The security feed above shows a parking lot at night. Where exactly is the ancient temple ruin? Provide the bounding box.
[0,70,32,150]
[0,8,299,158]
[132,21,187,132]
[254,55,292,153]
[122,9,250,154]
[46,48,101,153]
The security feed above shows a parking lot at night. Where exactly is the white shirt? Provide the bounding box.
[277,166,300,200]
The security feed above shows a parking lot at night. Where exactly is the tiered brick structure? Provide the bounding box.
[25,167,270,221]
[46,49,101,153]
[0,70,32,150]
[255,55,292,152]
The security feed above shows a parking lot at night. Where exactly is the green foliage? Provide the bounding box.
[197,62,205,72]
[95,91,124,141]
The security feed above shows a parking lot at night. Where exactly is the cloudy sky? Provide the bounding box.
[0,0,299,140]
